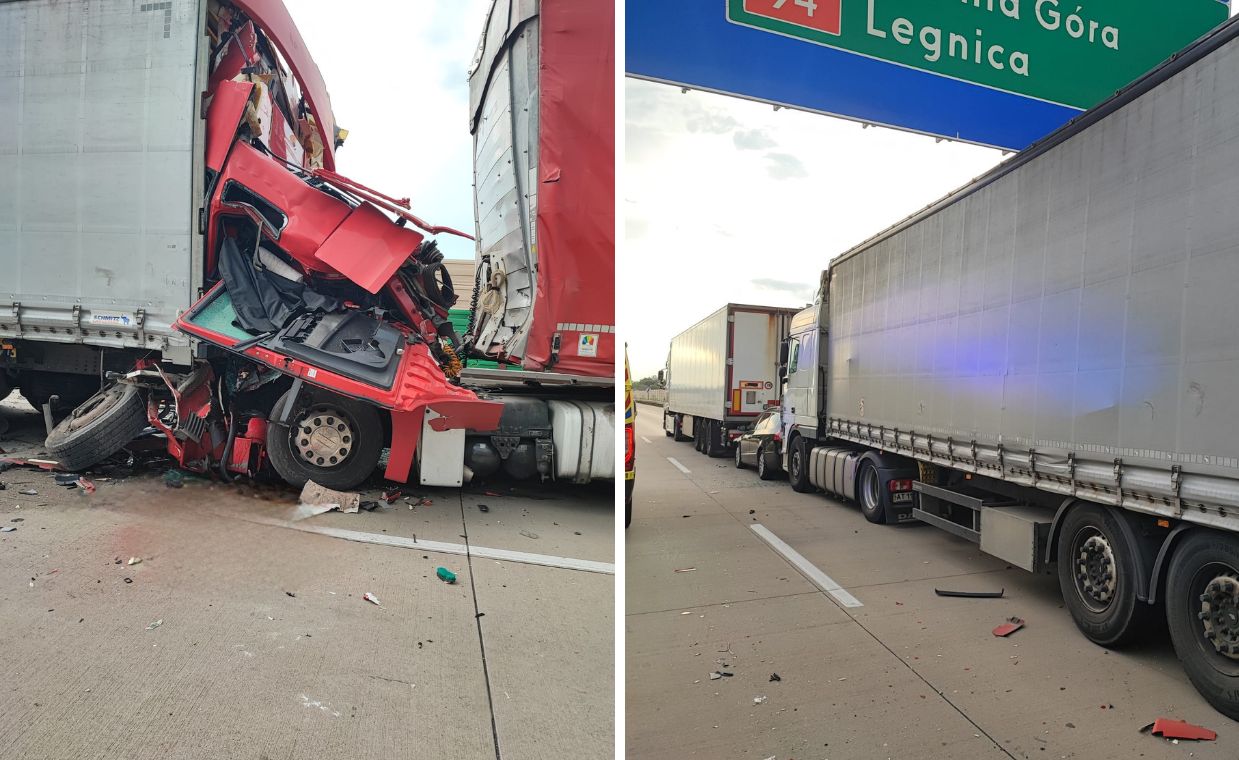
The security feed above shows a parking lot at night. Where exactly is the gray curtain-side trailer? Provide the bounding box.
[778,16,1239,719]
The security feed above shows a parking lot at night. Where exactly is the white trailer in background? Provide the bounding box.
[661,304,797,457]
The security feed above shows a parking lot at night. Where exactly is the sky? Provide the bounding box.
[284,0,492,262]
[623,4,1239,380]
[623,81,1007,379]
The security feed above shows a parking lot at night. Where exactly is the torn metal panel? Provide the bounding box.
[212,141,351,272]
[314,203,424,296]
[205,80,254,172]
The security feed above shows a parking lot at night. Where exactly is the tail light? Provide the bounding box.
[888,478,913,492]
[624,425,635,473]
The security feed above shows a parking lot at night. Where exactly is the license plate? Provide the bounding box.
[892,492,914,504]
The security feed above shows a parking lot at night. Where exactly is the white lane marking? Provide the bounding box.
[239,515,615,575]
[666,457,691,475]
[750,524,863,608]
[641,436,653,444]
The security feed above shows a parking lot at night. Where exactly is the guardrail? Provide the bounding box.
[633,388,666,405]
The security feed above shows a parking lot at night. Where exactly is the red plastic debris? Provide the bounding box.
[1148,718,1217,741]
[992,617,1025,637]
[382,489,402,504]
[76,477,96,494]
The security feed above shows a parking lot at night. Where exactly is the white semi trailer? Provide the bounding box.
[662,304,797,457]
[772,18,1239,719]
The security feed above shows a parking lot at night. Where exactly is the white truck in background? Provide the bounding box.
[661,304,797,457]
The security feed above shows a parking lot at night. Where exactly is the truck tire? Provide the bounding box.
[788,436,814,493]
[266,388,383,490]
[1164,530,1239,720]
[693,420,705,453]
[857,461,887,524]
[735,442,746,469]
[705,420,727,458]
[44,383,147,472]
[673,415,691,442]
[1056,504,1153,647]
[756,442,779,480]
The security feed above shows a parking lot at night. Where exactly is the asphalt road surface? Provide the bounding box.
[626,402,1232,760]
[0,391,613,760]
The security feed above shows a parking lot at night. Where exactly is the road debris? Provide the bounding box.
[935,588,1005,599]
[18,489,36,496]
[127,557,142,566]
[359,500,380,512]
[146,619,163,630]
[992,617,1025,637]
[436,567,458,584]
[0,526,15,533]
[478,504,490,513]
[520,529,539,539]
[362,592,382,606]
[769,673,781,682]
[285,591,296,598]
[300,481,360,514]
[55,473,80,486]
[1141,718,1217,741]
[163,470,184,489]
[123,578,133,584]
[674,567,697,573]
[382,488,402,504]
[753,695,768,705]
[76,477,96,494]
[709,671,733,680]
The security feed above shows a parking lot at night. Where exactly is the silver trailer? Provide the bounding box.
[777,18,1239,719]
[662,304,796,457]
[0,0,207,409]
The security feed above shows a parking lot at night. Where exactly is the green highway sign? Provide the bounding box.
[727,0,1230,109]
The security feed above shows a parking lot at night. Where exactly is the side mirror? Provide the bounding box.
[778,342,790,366]
[657,370,665,386]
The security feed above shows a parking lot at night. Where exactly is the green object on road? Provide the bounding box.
[163,470,184,489]
[436,567,457,584]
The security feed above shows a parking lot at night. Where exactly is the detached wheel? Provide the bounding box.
[1056,504,1152,647]
[1165,531,1239,720]
[789,436,813,493]
[857,462,887,524]
[266,388,383,490]
[45,383,147,472]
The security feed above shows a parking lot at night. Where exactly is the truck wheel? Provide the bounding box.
[266,389,383,490]
[756,443,778,480]
[705,421,727,458]
[1056,504,1153,647]
[788,437,813,493]
[1165,530,1239,720]
[735,443,746,469]
[694,421,705,453]
[857,462,887,524]
[673,415,691,442]
[44,383,148,472]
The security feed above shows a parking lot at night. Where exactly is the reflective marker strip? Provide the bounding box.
[241,516,614,575]
[667,457,691,474]
[750,524,863,608]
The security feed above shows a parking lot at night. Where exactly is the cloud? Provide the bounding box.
[733,128,776,151]
[764,152,808,180]
[685,108,740,135]
[752,278,814,300]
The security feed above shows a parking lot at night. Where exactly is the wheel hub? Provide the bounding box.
[1075,534,1117,609]
[1199,574,1239,659]
[293,407,354,468]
